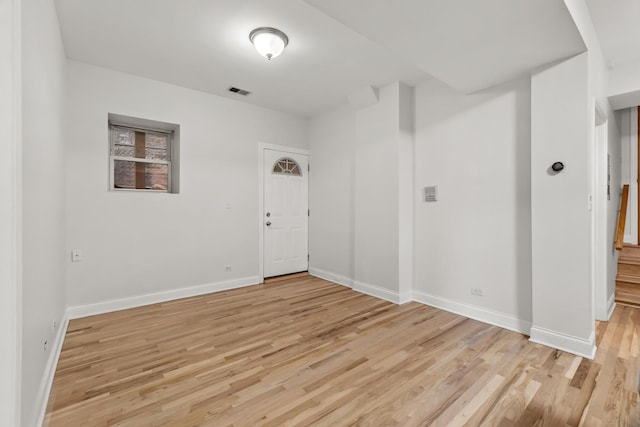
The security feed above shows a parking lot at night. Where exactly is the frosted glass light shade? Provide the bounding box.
[249,27,289,60]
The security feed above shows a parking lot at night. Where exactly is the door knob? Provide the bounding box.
[266,221,271,227]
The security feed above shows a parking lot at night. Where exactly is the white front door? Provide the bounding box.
[263,149,309,278]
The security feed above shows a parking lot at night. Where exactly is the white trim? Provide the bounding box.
[257,142,310,282]
[529,327,597,359]
[109,121,175,135]
[352,281,407,304]
[308,271,413,304]
[398,292,412,304]
[110,156,170,165]
[109,157,171,194]
[110,186,171,194]
[412,290,532,335]
[595,100,606,126]
[606,293,616,321]
[67,276,260,319]
[629,107,638,244]
[258,145,264,282]
[593,99,609,321]
[34,312,69,427]
[308,267,353,289]
[259,142,311,156]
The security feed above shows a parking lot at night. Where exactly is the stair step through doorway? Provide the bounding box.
[616,244,640,307]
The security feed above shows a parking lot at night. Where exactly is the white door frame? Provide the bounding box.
[628,108,639,244]
[1,0,22,424]
[258,142,310,282]
[592,100,610,321]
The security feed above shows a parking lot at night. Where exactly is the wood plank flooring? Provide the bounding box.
[44,276,640,426]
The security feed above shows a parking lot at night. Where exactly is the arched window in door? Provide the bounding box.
[272,157,302,176]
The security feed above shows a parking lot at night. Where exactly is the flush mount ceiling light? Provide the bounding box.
[249,27,289,60]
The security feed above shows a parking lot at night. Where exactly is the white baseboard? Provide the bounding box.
[412,290,532,335]
[308,267,353,288]
[353,281,403,304]
[398,291,413,305]
[34,311,69,427]
[606,293,616,321]
[529,326,596,359]
[67,276,261,319]
[309,271,413,305]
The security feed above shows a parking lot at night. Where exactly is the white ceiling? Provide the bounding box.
[586,0,640,67]
[302,0,586,94]
[54,0,428,118]
[55,0,587,117]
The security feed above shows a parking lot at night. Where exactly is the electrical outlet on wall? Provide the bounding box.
[471,288,484,296]
[52,320,57,332]
[71,249,82,262]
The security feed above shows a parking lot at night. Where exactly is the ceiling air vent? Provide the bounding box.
[228,87,251,96]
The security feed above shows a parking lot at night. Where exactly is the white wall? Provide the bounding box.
[413,77,532,329]
[530,53,594,356]
[397,83,414,300]
[353,84,400,296]
[21,0,67,424]
[0,0,21,425]
[351,82,417,302]
[564,0,622,320]
[609,58,640,110]
[65,61,308,308]
[308,106,355,284]
[309,82,413,303]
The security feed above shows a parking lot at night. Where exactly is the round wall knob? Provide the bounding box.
[551,162,564,172]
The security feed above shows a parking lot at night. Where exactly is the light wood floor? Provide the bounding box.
[44,276,640,426]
